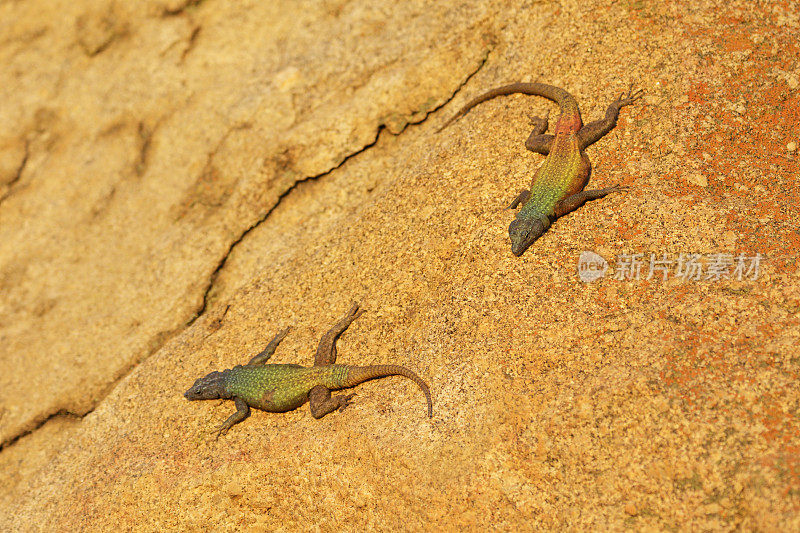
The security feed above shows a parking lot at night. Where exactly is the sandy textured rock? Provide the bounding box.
[0,0,488,444]
[1,0,799,530]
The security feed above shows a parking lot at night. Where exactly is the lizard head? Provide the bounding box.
[508,214,551,256]
[184,371,228,401]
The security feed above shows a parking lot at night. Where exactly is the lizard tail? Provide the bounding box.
[438,82,580,132]
[340,365,433,418]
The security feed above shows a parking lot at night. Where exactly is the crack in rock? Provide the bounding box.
[0,140,30,206]
[0,52,490,450]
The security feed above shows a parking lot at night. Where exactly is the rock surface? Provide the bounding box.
[1,0,798,530]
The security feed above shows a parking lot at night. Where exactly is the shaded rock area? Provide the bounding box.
[1,0,798,530]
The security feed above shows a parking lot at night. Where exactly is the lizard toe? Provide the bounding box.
[209,425,227,440]
[339,393,357,411]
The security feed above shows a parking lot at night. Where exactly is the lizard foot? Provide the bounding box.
[209,424,230,440]
[347,302,364,320]
[609,184,631,193]
[527,109,550,128]
[342,302,364,323]
[273,326,291,343]
[337,393,357,412]
[617,85,644,106]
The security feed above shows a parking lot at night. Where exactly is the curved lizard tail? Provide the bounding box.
[438,82,581,132]
[340,365,433,418]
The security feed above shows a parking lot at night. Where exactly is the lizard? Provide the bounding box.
[439,82,642,256]
[184,303,432,437]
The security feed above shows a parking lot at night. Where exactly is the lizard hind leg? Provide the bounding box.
[308,385,356,419]
[577,86,643,150]
[309,303,362,419]
[524,109,554,155]
[314,302,364,366]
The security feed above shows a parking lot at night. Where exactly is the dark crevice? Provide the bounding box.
[433,48,491,125]
[163,0,206,17]
[186,132,384,324]
[0,324,186,452]
[133,112,174,178]
[0,411,82,452]
[188,49,490,324]
[135,122,153,177]
[180,25,201,62]
[0,53,491,451]
[0,140,30,206]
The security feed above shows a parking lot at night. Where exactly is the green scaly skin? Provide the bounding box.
[220,363,431,415]
[184,304,432,437]
[440,82,642,256]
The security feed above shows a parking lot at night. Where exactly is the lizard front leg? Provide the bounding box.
[247,327,291,365]
[506,189,531,209]
[308,385,356,419]
[215,397,250,438]
[554,185,628,218]
[510,112,552,208]
[314,303,363,366]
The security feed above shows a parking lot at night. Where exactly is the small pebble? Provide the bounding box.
[687,173,708,187]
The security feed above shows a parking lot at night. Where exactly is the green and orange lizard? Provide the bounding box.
[440,82,642,256]
[184,303,432,437]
